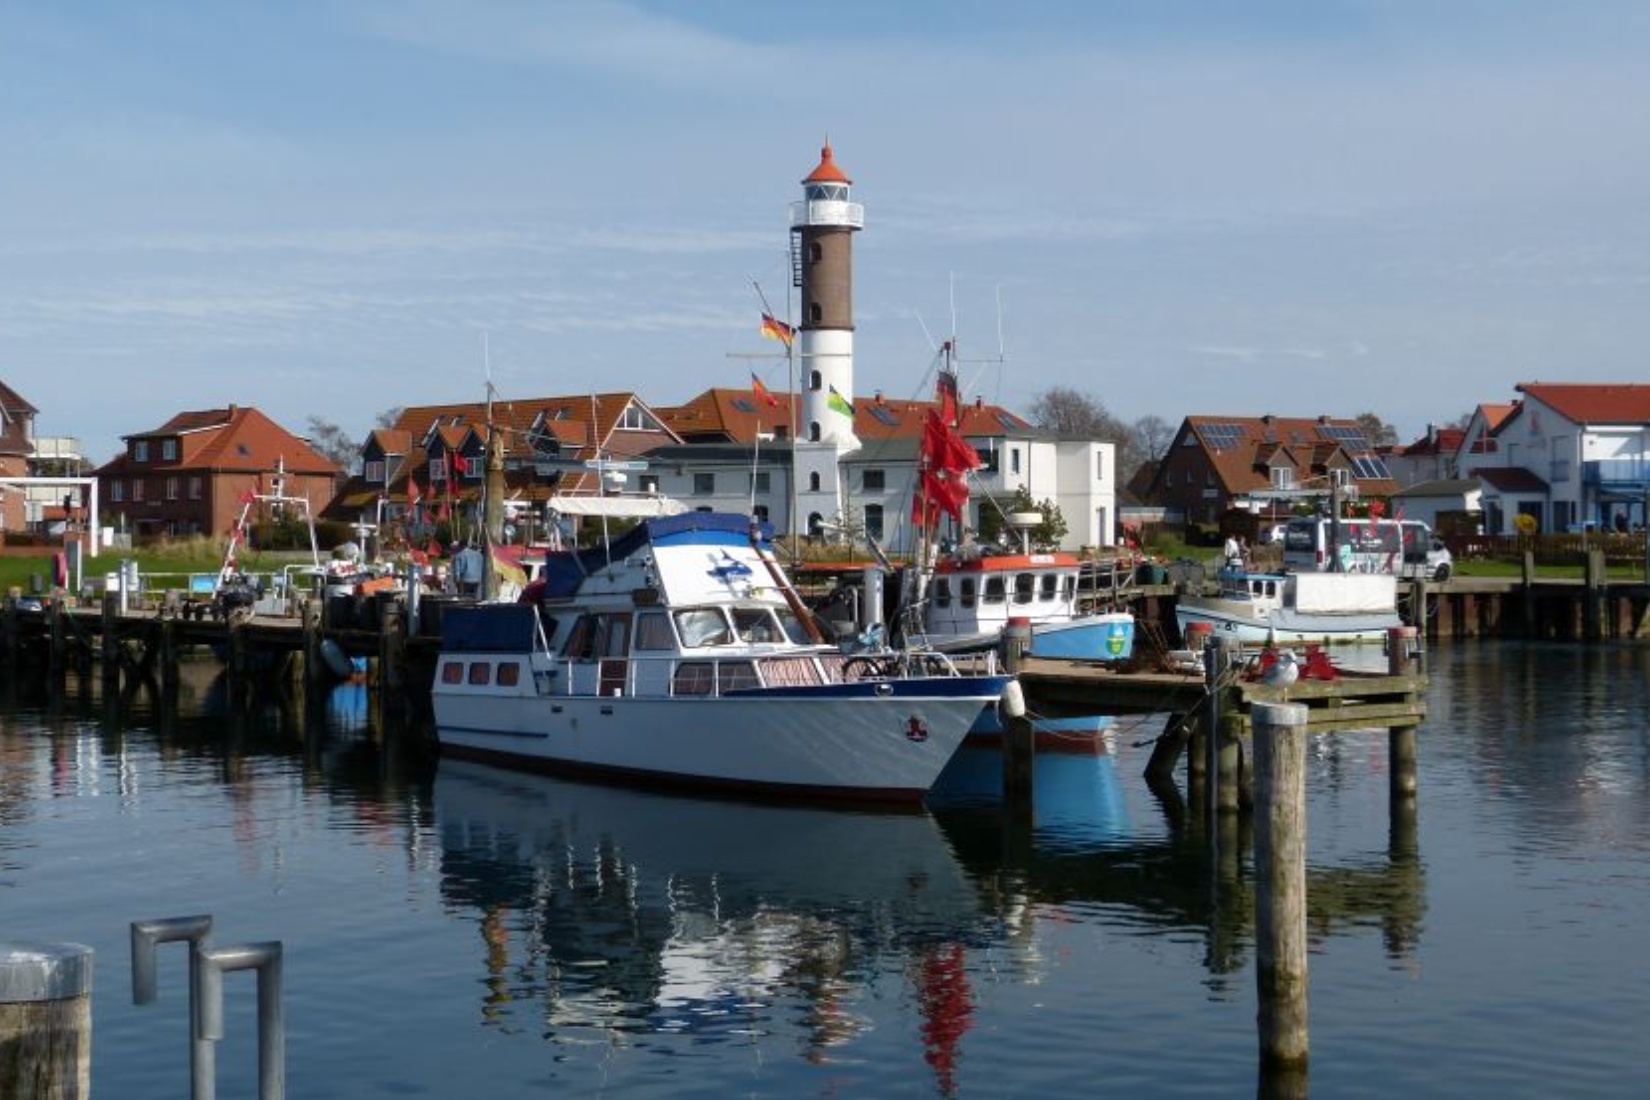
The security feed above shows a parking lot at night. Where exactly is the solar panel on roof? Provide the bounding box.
[731,398,756,413]
[870,406,900,426]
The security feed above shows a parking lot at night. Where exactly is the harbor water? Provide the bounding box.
[3,642,1650,1097]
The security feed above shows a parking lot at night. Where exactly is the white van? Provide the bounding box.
[1282,517,1451,580]
[1398,520,1452,581]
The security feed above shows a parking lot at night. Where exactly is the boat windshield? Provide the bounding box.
[674,608,733,647]
[733,607,782,643]
[775,607,811,644]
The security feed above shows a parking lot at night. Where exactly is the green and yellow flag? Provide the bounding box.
[827,385,854,419]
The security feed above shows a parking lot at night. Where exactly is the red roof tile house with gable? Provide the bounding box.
[1146,414,1400,527]
[94,405,340,540]
[324,393,682,542]
[0,381,40,533]
[1456,383,1650,534]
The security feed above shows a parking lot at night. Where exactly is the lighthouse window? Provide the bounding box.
[809,303,823,324]
[809,422,821,442]
[808,472,821,492]
[810,370,822,390]
[809,242,823,263]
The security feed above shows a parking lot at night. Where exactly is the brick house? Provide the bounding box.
[323,393,682,544]
[94,405,340,539]
[0,381,39,533]
[1146,414,1400,527]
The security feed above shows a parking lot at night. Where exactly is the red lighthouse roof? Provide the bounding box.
[803,142,852,185]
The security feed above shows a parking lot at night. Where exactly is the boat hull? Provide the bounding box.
[1175,602,1401,646]
[1027,612,1135,661]
[433,678,1008,803]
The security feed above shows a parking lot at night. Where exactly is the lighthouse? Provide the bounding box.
[790,142,864,538]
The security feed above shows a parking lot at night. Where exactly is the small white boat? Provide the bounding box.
[431,512,1011,803]
[1175,567,1403,646]
[912,550,1135,662]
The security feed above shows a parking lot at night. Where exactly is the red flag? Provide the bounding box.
[751,373,781,408]
[239,487,256,506]
[914,409,979,525]
[935,363,961,429]
[407,476,422,505]
[452,450,469,475]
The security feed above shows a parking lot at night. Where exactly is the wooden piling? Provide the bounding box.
[0,941,94,1099]
[1214,639,1242,814]
[1252,701,1309,1071]
[1001,619,1035,810]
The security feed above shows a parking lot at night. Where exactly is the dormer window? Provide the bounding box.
[365,459,386,484]
[134,440,149,462]
[1271,467,1294,489]
[162,439,178,462]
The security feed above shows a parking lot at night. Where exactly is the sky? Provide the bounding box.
[4,1,1649,465]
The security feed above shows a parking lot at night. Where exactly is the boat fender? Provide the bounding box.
[319,638,354,680]
[997,679,1026,720]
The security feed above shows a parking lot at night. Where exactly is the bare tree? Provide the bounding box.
[1131,415,1174,463]
[305,415,358,468]
[376,406,405,430]
[1354,412,1400,448]
[1027,386,1145,485]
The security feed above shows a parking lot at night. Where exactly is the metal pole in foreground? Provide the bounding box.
[131,914,215,1100]
[1253,701,1310,1072]
[0,941,95,1099]
[199,942,285,1100]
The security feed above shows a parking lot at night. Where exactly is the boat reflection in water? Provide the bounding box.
[434,760,990,1079]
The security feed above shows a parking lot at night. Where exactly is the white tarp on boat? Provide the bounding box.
[545,493,689,518]
[1291,572,1398,614]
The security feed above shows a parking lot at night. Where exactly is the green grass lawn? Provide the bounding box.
[0,543,320,598]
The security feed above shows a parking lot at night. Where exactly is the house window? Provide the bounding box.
[1272,467,1294,489]
[639,474,660,494]
[753,471,771,494]
[132,479,145,502]
[1095,452,1105,481]
[134,440,149,462]
[162,440,178,461]
[863,469,886,492]
[189,476,202,500]
[693,472,715,495]
[110,481,124,503]
[430,458,446,483]
[166,477,179,501]
[1010,448,1021,475]
[365,459,386,484]
[753,504,770,523]
[864,503,884,541]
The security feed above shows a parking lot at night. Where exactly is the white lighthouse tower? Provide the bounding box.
[790,142,863,539]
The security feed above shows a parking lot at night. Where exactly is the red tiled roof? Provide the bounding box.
[1176,414,1399,497]
[0,381,38,418]
[1515,383,1650,425]
[655,388,1030,446]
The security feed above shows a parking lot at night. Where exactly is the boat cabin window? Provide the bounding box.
[1061,575,1076,601]
[561,614,632,659]
[496,663,520,687]
[1013,573,1035,604]
[734,608,780,643]
[634,612,675,651]
[983,576,1006,604]
[960,578,977,608]
[1039,574,1059,601]
[719,661,760,692]
[467,662,491,686]
[675,608,733,647]
[440,661,464,684]
[933,578,951,608]
[673,662,714,696]
[776,608,810,644]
